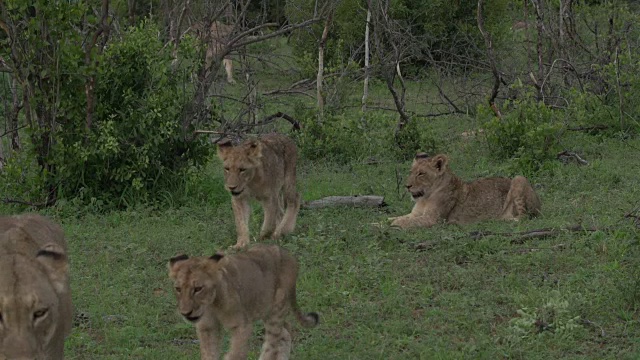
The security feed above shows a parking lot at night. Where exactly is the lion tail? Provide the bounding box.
[295,308,319,328]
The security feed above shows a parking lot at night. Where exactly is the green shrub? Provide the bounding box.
[481,85,564,174]
[54,21,210,207]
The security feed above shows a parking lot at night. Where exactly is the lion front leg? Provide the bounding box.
[197,319,222,360]
[223,325,252,360]
[390,214,439,229]
[231,197,251,248]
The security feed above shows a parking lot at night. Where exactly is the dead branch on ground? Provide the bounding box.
[304,196,386,209]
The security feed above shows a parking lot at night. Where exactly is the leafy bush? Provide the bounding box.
[391,118,439,161]
[481,84,564,174]
[567,53,640,136]
[54,21,210,206]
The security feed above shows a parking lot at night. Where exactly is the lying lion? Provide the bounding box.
[218,134,300,248]
[390,153,541,229]
[0,214,72,359]
[168,244,318,360]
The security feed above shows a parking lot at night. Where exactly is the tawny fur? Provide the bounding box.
[390,154,541,229]
[218,134,300,248]
[0,214,72,360]
[168,244,318,360]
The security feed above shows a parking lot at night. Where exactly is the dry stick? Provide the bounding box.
[303,196,386,209]
[1,197,56,209]
[469,225,603,244]
[194,112,301,136]
[557,150,588,165]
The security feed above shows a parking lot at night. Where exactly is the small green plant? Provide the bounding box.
[506,291,584,343]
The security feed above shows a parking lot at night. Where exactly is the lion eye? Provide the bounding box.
[194,286,203,293]
[33,308,48,320]
[223,167,230,172]
[238,168,246,173]
[417,172,424,176]
[0,312,3,323]
[175,287,181,293]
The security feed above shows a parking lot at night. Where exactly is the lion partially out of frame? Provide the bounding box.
[0,214,72,359]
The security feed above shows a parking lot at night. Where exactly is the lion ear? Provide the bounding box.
[432,154,449,173]
[245,140,263,160]
[36,243,69,294]
[210,253,224,262]
[217,138,233,159]
[169,254,189,265]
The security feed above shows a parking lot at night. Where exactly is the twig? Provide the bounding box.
[1,198,56,208]
[303,195,386,209]
[557,150,588,165]
[469,225,604,244]
[566,125,609,132]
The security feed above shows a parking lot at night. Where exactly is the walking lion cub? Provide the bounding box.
[217,134,300,248]
[168,244,318,360]
[0,214,72,360]
[390,154,541,229]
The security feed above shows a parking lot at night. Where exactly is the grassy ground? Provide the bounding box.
[3,112,640,359]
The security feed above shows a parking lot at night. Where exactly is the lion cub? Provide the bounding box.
[217,134,300,248]
[0,214,72,360]
[390,153,541,229]
[168,244,318,360]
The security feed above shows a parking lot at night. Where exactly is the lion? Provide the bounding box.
[205,21,235,84]
[390,153,541,229]
[217,133,300,248]
[168,244,319,360]
[0,214,72,360]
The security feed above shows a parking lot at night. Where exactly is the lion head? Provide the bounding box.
[217,138,263,196]
[405,153,452,200]
[0,228,70,359]
[168,254,225,323]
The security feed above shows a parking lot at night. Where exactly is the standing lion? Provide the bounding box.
[0,214,72,359]
[217,133,300,248]
[390,153,541,229]
[168,244,318,360]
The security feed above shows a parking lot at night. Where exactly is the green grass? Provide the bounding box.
[3,113,640,359]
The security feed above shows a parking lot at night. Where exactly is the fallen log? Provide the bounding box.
[303,195,386,209]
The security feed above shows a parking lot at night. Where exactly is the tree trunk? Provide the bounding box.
[533,0,545,101]
[361,5,371,113]
[316,14,331,122]
[9,76,21,150]
[477,0,502,118]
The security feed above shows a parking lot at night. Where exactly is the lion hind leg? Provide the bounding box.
[223,58,235,84]
[502,176,541,220]
[259,289,292,360]
[260,197,281,240]
[273,191,300,239]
